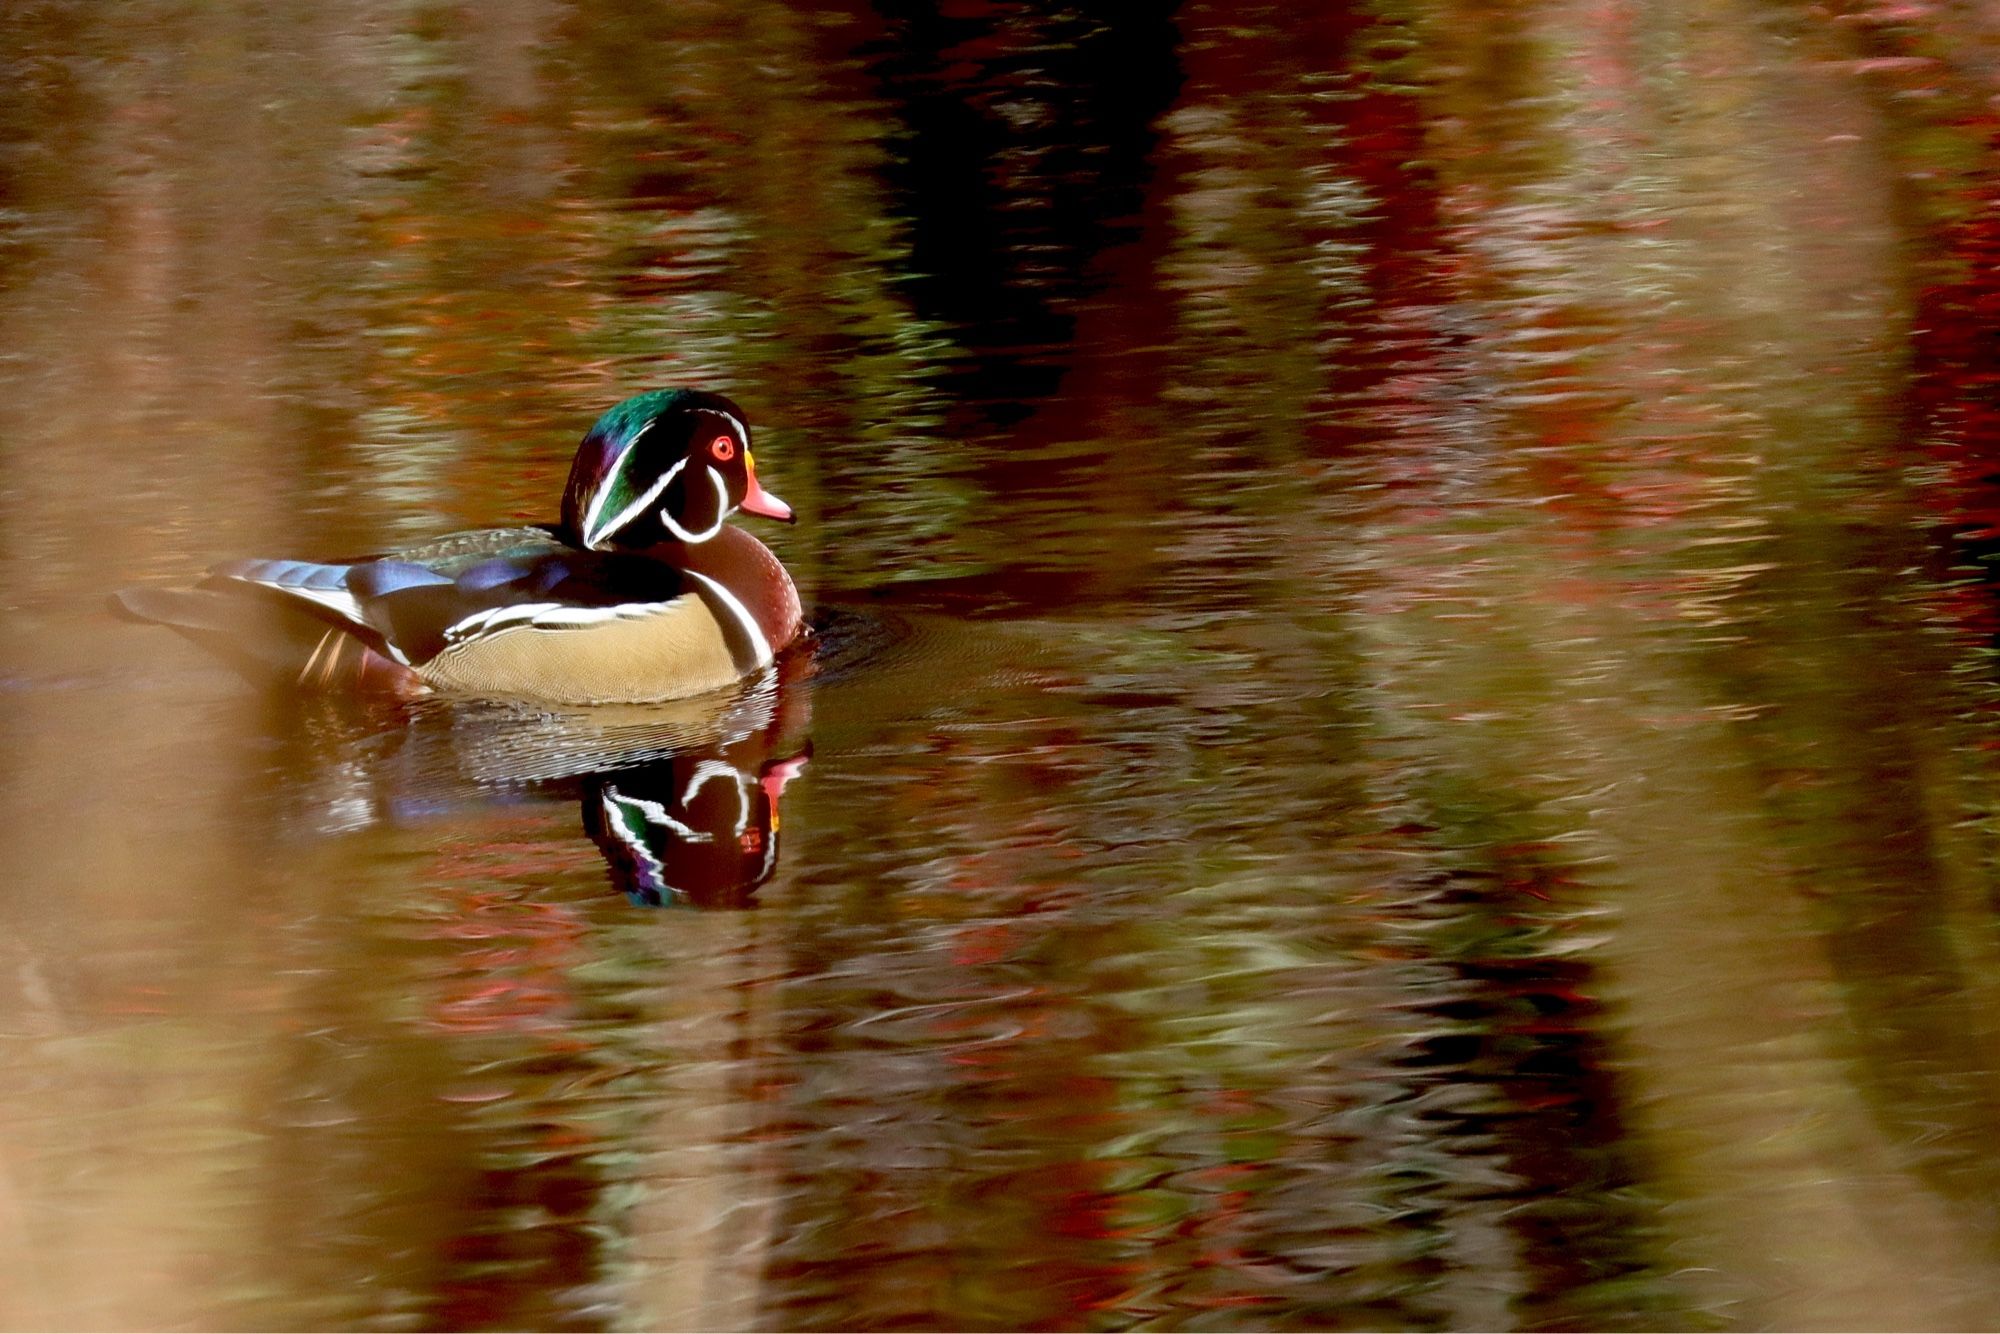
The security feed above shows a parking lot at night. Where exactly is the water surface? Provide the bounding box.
[5,0,2000,1328]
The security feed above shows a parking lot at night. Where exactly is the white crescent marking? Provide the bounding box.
[683,569,772,668]
[605,786,707,842]
[682,759,752,835]
[662,466,730,544]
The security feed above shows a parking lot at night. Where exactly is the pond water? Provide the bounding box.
[6,1,2000,1329]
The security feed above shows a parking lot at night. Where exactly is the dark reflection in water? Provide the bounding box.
[585,743,807,909]
[284,652,815,911]
[7,0,2000,1329]
[859,1,1182,418]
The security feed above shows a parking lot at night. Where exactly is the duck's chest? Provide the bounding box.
[680,526,802,653]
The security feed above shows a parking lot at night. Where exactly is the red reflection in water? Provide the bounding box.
[420,819,594,1036]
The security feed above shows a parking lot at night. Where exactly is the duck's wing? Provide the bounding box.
[195,528,568,630]
[204,547,706,670]
[200,556,451,664]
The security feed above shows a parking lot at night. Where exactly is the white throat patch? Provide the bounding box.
[662,465,731,544]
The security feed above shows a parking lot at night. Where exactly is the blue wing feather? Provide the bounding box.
[212,558,355,592]
[349,560,456,598]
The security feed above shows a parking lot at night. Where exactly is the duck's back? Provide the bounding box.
[372,525,570,572]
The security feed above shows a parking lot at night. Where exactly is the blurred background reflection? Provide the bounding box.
[6,0,2000,1327]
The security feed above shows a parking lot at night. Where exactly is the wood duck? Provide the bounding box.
[115,389,803,704]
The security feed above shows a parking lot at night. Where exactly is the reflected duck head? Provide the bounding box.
[560,389,795,552]
[585,748,809,908]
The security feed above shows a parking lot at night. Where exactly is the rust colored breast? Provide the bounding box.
[696,526,802,652]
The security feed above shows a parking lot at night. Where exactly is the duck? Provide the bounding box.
[114,389,804,705]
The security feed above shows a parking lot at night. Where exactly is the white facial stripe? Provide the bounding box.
[684,569,772,668]
[587,452,681,551]
[606,787,706,842]
[601,790,665,872]
[601,788,675,896]
[580,420,657,549]
[660,465,730,544]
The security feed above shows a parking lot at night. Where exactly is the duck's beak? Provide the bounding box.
[738,454,795,523]
[761,753,810,804]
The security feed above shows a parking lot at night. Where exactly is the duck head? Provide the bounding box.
[586,750,809,908]
[560,389,795,551]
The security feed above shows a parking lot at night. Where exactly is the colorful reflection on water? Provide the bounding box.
[6,0,2000,1327]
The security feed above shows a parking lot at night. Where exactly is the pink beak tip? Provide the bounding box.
[761,755,809,802]
[741,479,795,523]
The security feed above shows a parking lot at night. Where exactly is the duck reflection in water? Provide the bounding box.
[585,734,809,908]
[281,649,814,909]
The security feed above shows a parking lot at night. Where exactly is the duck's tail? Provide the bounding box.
[109,584,419,694]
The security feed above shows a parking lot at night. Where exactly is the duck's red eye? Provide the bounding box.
[710,435,737,462]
